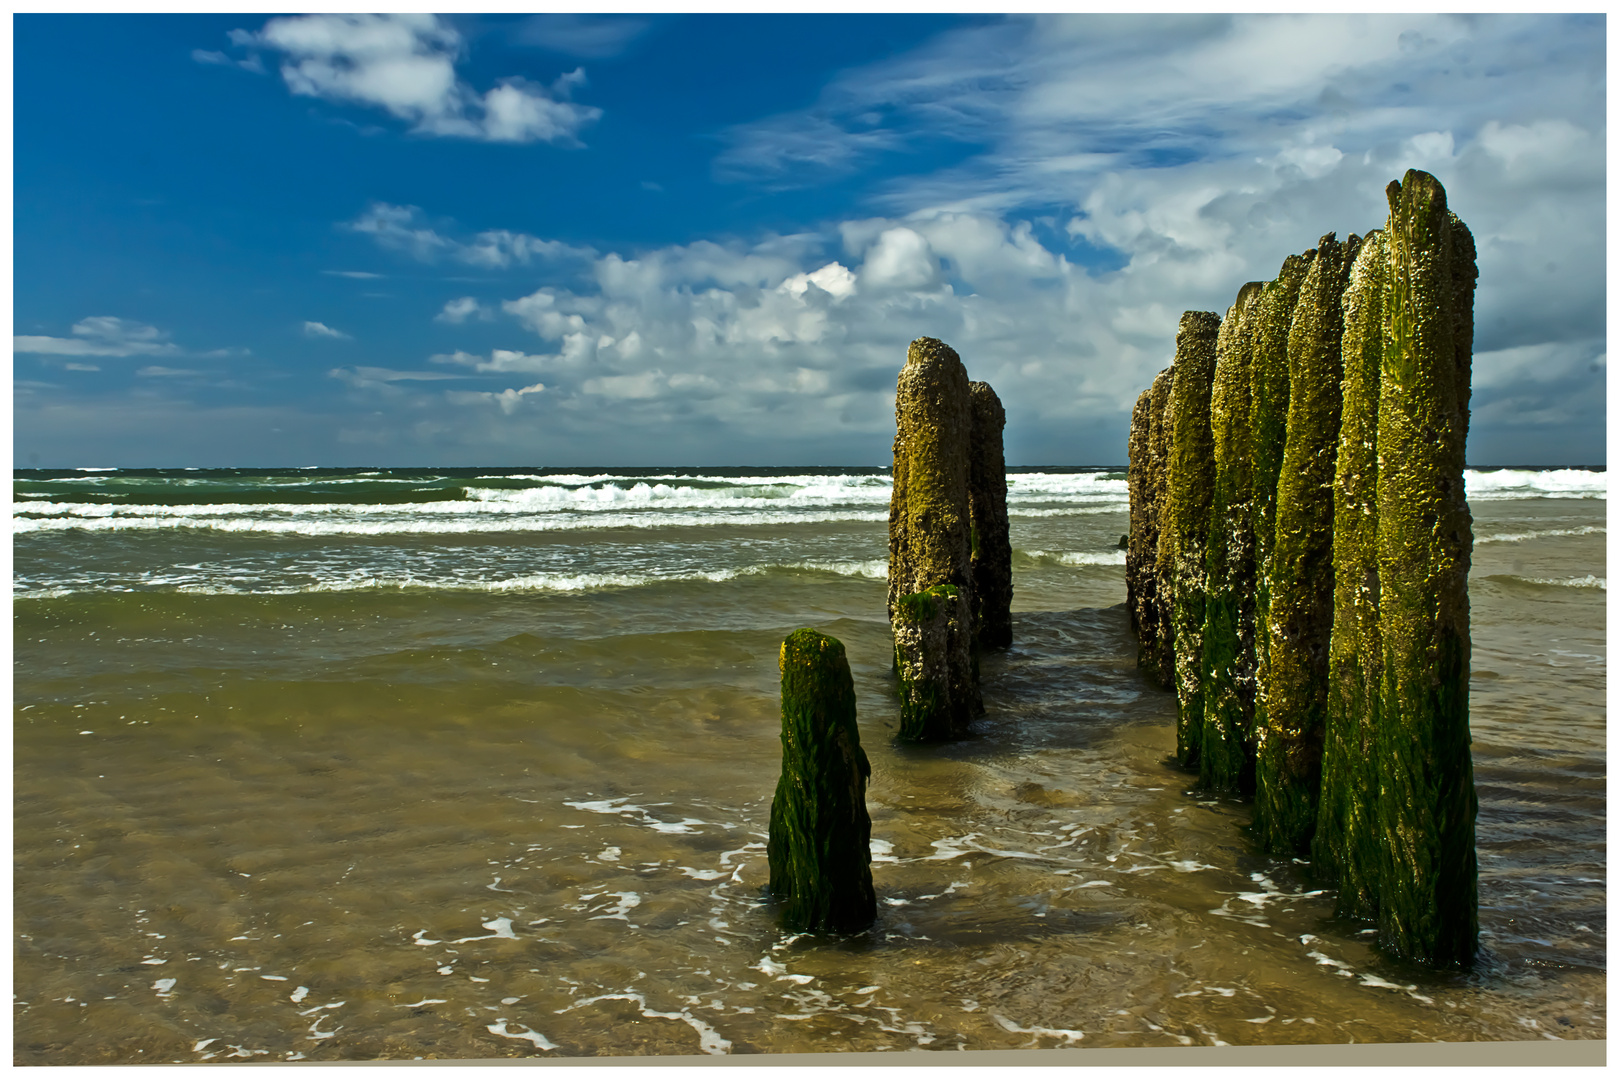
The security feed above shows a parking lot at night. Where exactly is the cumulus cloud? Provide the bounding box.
[303,321,351,340]
[229,13,601,144]
[15,317,184,358]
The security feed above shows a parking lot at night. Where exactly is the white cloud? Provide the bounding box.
[430,349,550,374]
[303,321,351,340]
[15,317,183,357]
[448,381,547,414]
[332,15,1602,463]
[323,269,384,280]
[330,366,465,393]
[136,366,201,377]
[234,14,601,144]
[348,203,597,268]
[859,228,941,291]
[434,297,490,324]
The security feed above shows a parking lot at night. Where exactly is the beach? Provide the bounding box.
[12,465,1606,1061]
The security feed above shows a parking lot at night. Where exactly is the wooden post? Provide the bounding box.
[1159,311,1221,768]
[968,381,1013,650]
[1372,170,1477,966]
[1199,280,1265,795]
[767,629,876,933]
[888,337,980,739]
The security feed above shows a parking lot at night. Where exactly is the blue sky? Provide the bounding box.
[13,13,1607,467]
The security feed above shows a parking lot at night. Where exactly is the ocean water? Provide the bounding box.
[11,466,1606,1062]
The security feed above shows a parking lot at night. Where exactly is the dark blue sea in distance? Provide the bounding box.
[13,466,1606,1060]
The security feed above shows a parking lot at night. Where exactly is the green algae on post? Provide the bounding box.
[1254,231,1359,856]
[1373,171,1477,966]
[767,629,877,933]
[1131,367,1176,688]
[1247,250,1313,797]
[892,582,975,741]
[1127,385,1154,649]
[888,337,980,738]
[1158,311,1221,767]
[968,381,1013,650]
[1198,281,1265,795]
[1314,229,1388,918]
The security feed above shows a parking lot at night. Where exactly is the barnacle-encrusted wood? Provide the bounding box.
[1314,229,1388,919]
[968,380,1013,650]
[888,338,980,738]
[1198,280,1265,795]
[1254,232,1360,856]
[1372,170,1478,966]
[1247,249,1313,798]
[1129,366,1177,687]
[767,629,876,933]
[1158,311,1221,767]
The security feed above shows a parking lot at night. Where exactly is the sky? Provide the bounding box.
[12,13,1607,467]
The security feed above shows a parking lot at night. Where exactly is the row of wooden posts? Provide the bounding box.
[769,339,1012,934]
[1128,169,1479,967]
[764,170,1479,970]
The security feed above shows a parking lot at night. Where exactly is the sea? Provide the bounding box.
[11,465,1607,1062]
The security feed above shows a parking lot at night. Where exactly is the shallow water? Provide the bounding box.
[11,469,1606,1061]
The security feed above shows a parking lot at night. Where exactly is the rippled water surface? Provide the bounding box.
[12,467,1605,1062]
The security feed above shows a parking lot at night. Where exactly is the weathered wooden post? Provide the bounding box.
[1129,367,1176,687]
[1247,250,1313,795]
[1158,311,1221,767]
[1372,170,1477,966]
[1127,386,1153,646]
[968,380,1013,650]
[1313,229,1388,919]
[1254,232,1360,856]
[1198,280,1265,795]
[888,337,980,740]
[767,629,877,933]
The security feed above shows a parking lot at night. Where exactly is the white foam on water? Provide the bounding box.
[1024,549,1128,567]
[588,893,642,921]
[555,992,731,1055]
[869,838,897,863]
[289,987,309,1003]
[152,978,176,997]
[1465,468,1606,500]
[920,833,1042,862]
[399,999,448,1008]
[990,1013,1085,1044]
[486,1020,556,1050]
[1505,574,1606,590]
[452,917,518,943]
[1476,524,1606,544]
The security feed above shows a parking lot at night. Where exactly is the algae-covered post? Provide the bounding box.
[1138,367,1177,687]
[767,629,877,933]
[1253,232,1359,856]
[1314,229,1388,919]
[1373,170,1477,966]
[968,380,1013,650]
[888,337,980,740]
[1157,311,1221,767]
[1198,281,1265,796]
[1126,386,1153,646]
[1247,250,1313,790]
